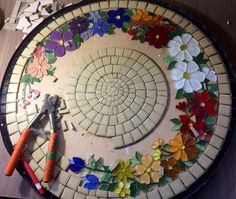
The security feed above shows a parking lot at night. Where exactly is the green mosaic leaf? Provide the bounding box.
[125,8,136,16]
[193,52,208,67]
[204,116,217,125]
[45,50,56,64]
[175,88,185,99]
[87,154,96,169]
[168,26,185,40]
[170,118,182,125]
[95,157,104,170]
[163,56,176,63]
[59,23,69,33]
[172,123,182,131]
[73,33,83,48]
[178,160,187,171]
[168,61,177,70]
[139,183,151,192]
[100,172,112,182]
[99,182,110,191]
[135,151,142,161]
[100,11,108,21]
[158,176,172,186]
[130,181,139,197]
[196,143,205,152]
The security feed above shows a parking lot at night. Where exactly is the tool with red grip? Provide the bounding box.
[4,94,58,183]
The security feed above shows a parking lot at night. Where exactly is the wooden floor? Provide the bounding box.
[0,0,236,198]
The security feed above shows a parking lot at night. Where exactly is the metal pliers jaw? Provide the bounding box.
[28,94,58,132]
[4,94,58,183]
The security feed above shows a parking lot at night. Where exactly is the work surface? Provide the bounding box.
[0,0,236,198]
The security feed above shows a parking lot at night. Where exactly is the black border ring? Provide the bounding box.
[0,0,236,198]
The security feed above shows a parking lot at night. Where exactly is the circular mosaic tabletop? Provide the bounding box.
[0,0,235,199]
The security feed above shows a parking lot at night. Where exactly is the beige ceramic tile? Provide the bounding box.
[159,184,175,199]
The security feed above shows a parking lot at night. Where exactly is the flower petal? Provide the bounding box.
[51,30,62,41]
[176,51,185,62]
[181,33,192,44]
[135,164,146,175]
[55,45,65,57]
[174,79,185,90]
[185,50,193,61]
[45,40,58,51]
[190,71,205,82]
[175,61,187,72]
[181,150,188,161]
[150,171,160,183]
[69,164,82,173]
[187,46,200,57]
[173,36,183,45]
[141,155,153,167]
[171,68,184,81]
[187,37,199,47]
[173,149,181,160]
[168,40,180,48]
[63,30,73,41]
[151,160,160,171]
[187,61,199,73]
[139,173,151,184]
[189,78,203,91]
[168,47,180,56]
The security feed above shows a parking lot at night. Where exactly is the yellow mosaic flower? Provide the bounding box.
[152,138,164,149]
[112,160,134,183]
[134,154,160,184]
[114,181,131,198]
[153,148,161,160]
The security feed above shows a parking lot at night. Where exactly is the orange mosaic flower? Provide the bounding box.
[161,158,181,180]
[27,55,50,78]
[134,154,160,184]
[168,133,198,161]
[131,9,153,28]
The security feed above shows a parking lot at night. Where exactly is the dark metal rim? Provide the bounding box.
[0,0,235,198]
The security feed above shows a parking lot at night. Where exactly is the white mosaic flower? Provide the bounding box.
[171,61,205,93]
[202,67,217,82]
[168,33,200,62]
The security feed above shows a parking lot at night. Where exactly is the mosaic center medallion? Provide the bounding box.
[65,48,169,147]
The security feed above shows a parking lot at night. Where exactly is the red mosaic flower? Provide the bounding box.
[198,127,212,142]
[179,115,205,134]
[187,90,218,120]
[145,25,169,48]
[176,101,187,111]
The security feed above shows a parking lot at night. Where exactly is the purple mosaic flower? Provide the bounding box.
[92,20,110,37]
[107,8,130,28]
[88,11,102,23]
[45,30,76,57]
[69,16,89,33]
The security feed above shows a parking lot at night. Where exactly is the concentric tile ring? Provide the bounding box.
[65,48,169,148]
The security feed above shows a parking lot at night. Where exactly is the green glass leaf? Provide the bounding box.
[45,50,56,64]
[135,151,142,161]
[125,8,136,16]
[193,52,208,67]
[178,160,187,171]
[100,172,112,182]
[195,143,205,152]
[32,77,40,82]
[107,25,116,35]
[103,166,110,172]
[99,182,110,191]
[73,33,83,48]
[172,123,182,131]
[48,66,56,72]
[175,88,185,99]
[139,183,151,192]
[100,11,108,21]
[122,22,131,30]
[21,74,31,83]
[158,176,172,186]
[168,61,177,70]
[59,23,69,33]
[170,118,182,125]
[197,140,207,146]
[208,84,218,93]
[130,181,139,197]
[130,157,140,166]
[183,92,194,99]
[139,34,145,43]
[108,183,117,191]
[112,176,118,183]
[80,168,90,177]
[168,27,185,40]
[95,157,104,170]
[204,116,217,125]
[88,154,96,169]
[163,56,176,63]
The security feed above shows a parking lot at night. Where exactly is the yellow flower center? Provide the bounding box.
[168,166,173,170]
[59,39,64,45]
[146,167,151,173]
[180,44,188,51]
[200,102,205,107]
[122,169,126,173]
[183,72,190,79]
[77,23,81,27]
[155,34,160,40]
[37,66,42,70]
[189,122,193,127]
[181,145,186,150]
[116,15,121,20]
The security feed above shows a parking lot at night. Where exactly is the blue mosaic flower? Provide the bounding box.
[92,20,110,37]
[107,8,130,28]
[88,11,102,23]
[69,157,85,173]
[83,174,100,190]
